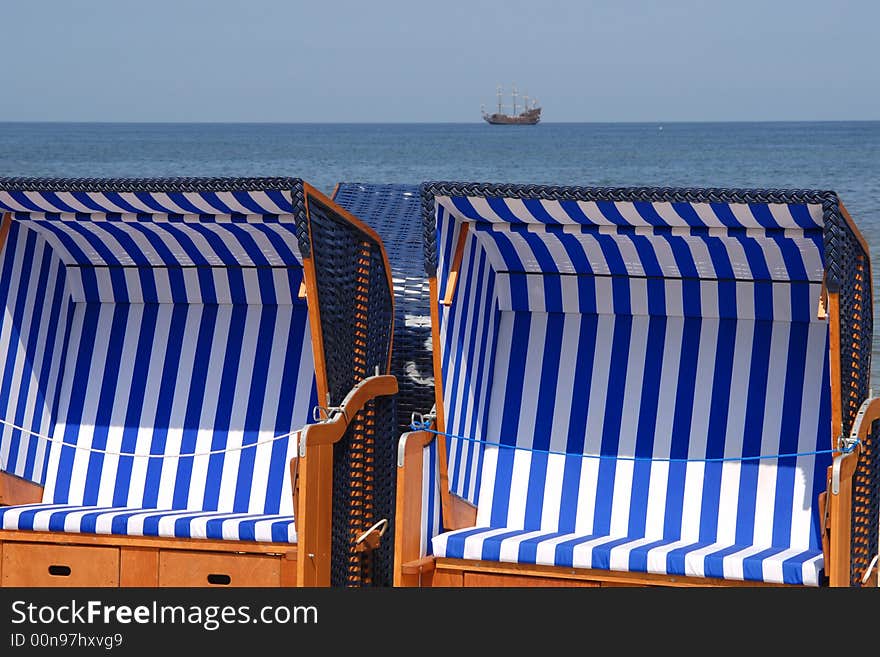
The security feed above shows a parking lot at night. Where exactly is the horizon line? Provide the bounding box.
[0,119,878,125]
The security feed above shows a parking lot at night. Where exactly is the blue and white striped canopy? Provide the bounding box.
[0,179,316,543]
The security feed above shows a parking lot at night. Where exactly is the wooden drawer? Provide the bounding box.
[158,550,282,587]
[2,542,120,586]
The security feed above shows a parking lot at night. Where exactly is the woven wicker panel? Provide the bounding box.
[0,176,302,192]
[830,207,878,586]
[332,184,434,586]
[333,184,434,439]
[302,193,395,587]
[852,418,880,586]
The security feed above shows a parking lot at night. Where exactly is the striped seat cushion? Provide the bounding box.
[432,527,823,586]
[0,503,295,543]
[429,190,832,585]
[0,185,316,543]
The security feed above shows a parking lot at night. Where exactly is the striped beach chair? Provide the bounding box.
[0,177,397,587]
[395,181,879,587]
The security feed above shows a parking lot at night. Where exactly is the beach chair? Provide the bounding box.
[0,177,397,587]
[395,181,879,587]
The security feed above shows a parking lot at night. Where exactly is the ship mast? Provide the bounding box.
[512,84,518,116]
[496,85,502,115]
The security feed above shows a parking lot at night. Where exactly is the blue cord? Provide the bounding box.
[409,423,858,463]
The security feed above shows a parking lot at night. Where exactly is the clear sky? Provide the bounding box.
[1,0,877,123]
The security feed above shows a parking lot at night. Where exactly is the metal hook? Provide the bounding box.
[411,410,436,429]
[313,405,350,424]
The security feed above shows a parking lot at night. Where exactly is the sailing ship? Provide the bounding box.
[481,85,541,125]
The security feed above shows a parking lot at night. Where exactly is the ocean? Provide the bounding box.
[1,120,878,387]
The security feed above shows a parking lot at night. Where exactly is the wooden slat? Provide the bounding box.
[295,441,333,587]
[120,547,159,586]
[431,568,463,587]
[441,222,469,306]
[0,471,43,506]
[0,529,297,555]
[448,492,477,528]
[464,572,599,587]
[300,233,331,409]
[434,558,789,587]
[828,468,853,587]
[429,277,455,530]
[295,189,334,588]
[393,430,434,587]
[0,212,12,254]
[828,292,842,444]
[279,552,297,587]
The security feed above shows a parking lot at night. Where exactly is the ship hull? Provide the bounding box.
[482,108,541,125]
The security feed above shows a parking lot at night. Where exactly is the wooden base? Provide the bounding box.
[426,558,789,588]
[0,530,297,587]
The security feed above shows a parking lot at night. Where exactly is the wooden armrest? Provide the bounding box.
[832,396,880,494]
[0,471,43,505]
[831,449,860,494]
[395,429,434,586]
[825,396,880,586]
[299,374,398,451]
[397,429,436,467]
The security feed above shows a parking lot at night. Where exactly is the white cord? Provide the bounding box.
[0,416,301,459]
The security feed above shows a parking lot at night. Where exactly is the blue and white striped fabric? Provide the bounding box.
[0,187,316,544]
[427,191,831,585]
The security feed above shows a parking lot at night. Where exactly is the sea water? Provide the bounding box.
[1,120,878,387]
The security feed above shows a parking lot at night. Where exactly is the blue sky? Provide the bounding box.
[1,0,877,122]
